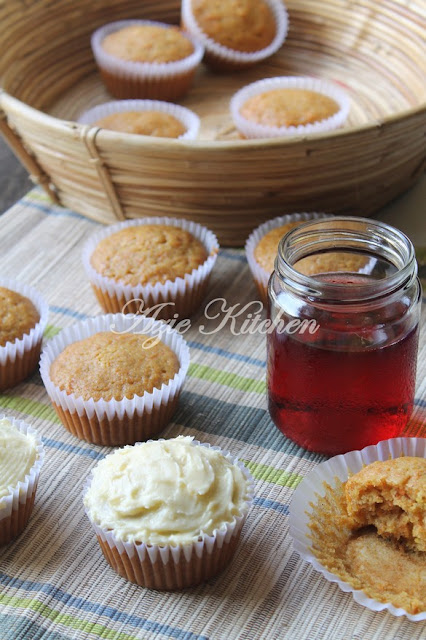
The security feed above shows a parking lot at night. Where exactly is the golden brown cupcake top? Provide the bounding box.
[0,287,40,347]
[50,332,180,401]
[101,25,194,64]
[94,111,186,138]
[90,224,208,286]
[254,222,301,273]
[240,88,339,128]
[191,0,276,52]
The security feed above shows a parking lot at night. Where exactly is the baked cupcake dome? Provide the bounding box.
[0,415,44,545]
[231,76,350,138]
[181,0,288,70]
[78,100,200,140]
[40,314,190,446]
[0,278,48,390]
[82,217,219,320]
[83,436,254,589]
[91,20,204,101]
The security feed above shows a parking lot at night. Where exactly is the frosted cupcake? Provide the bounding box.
[0,416,44,545]
[83,436,254,589]
[0,279,48,390]
[40,314,190,446]
[182,0,288,70]
[78,100,200,140]
[82,217,219,320]
[231,77,350,138]
[91,20,204,100]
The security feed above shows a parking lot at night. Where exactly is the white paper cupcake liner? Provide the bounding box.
[77,99,200,140]
[91,20,204,100]
[0,416,44,544]
[39,314,190,446]
[231,76,350,138]
[289,437,426,622]
[82,216,219,320]
[83,439,254,589]
[0,278,49,389]
[245,212,332,302]
[181,0,288,68]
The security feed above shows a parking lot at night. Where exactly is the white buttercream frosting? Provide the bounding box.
[0,417,37,499]
[84,436,249,545]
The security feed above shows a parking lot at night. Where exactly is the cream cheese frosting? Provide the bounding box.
[0,417,37,499]
[84,436,249,545]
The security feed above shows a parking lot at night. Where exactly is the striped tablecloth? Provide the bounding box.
[0,189,425,640]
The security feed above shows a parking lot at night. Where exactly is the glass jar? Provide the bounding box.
[267,217,421,455]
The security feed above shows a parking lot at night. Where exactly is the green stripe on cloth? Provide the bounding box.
[188,363,266,394]
[241,459,302,489]
[44,325,61,339]
[0,394,60,424]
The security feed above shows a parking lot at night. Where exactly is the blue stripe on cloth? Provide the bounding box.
[219,250,246,262]
[0,573,209,640]
[41,437,104,461]
[253,497,289,516]
[186,340,265,368]
[49,306,90,321]
[0,615,71,640]
[22,199,98,224]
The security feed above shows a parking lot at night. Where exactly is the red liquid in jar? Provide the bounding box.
[267,276,419,455]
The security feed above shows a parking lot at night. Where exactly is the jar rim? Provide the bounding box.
[275,216,417,302]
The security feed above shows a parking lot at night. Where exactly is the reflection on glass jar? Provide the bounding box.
[267,217,421,455]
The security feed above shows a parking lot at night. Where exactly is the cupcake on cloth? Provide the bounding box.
[181,0,288,70]
[231,76,350,138]
[83,436,254,589]
[91,20,204,100]
[0,415,44,545]
[78,99,200,140]
[245,213,331,302]
[82,217,219,320]
[39,314,190,447]
[0,278,48,390]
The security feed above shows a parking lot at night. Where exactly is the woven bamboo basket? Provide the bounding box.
[0,0,425,245]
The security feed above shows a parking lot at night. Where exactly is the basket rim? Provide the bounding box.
[1,89,425,150]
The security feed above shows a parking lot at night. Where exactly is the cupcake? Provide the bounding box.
[78,100,200,140]
[39,314,190,447]
[0,415,44,545]
[181,0,288,70]
[91,20,204,100]
[0,278,48,390]
[83,436,254,589]
[231,77,350,138]
[82,217,219,320]
[245,213,331,302]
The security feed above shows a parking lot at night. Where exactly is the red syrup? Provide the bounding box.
[267,275,420,455]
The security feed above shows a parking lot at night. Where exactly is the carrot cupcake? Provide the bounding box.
[83,436,254,589]
[40,314,190,446]
[0,279,48,390]
[91,20,204,100]
[82,217,219,320]
[181,0,288,70]
[78,100,200,140]
[0,416,44,545]
[231,77,350,138]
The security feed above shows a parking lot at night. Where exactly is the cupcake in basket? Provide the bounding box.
[82,217,219,320]
[181,0,288,70]
[78,100,200,140]
[245,213,332,302]
[0,278,48,390]
[91,20,204,101]
[231,76,350,138]
[0,415,44,545]
[83,436,254,589]
[39,314,190,447]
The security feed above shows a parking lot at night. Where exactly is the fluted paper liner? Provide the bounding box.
[91,20,204,100]
[39,314,190,446]
[0,277,49,391]
[245,212,331,303]
[289,437,426,622]
[231,76,350,138]
[78,99,200,140]
[83,439,254,589]
[82,216,219,320]
[181,0,288,70]
[0,416,44,545]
